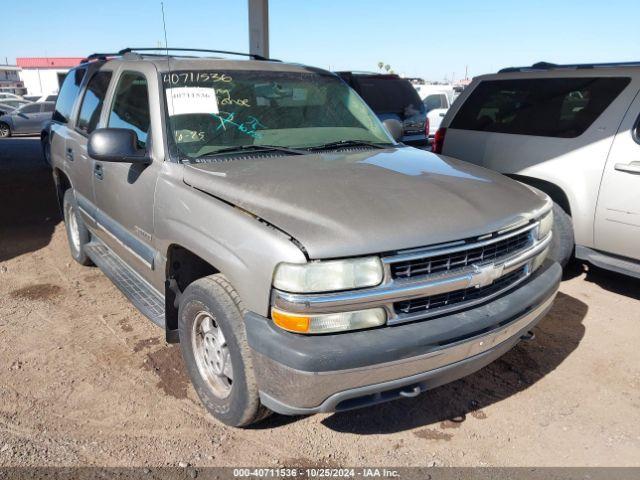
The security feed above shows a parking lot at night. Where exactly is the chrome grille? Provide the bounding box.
[395,266,528,315]
[390,229,533,280]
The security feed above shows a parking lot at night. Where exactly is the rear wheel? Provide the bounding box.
[548,202,574,268]
[178,274,271,427]
[0,122,10,138]
[63,190,93,266]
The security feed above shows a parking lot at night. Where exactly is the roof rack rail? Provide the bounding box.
[121,47,278,61]
[81,52,120,63]
[499,60,640,73]
[80,47,279,64]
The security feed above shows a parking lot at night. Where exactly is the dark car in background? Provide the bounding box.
[336,72,428,146]
[0,102,55,137]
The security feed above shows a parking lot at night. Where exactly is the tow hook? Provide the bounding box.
[399,386,421,398]
[520,330,536,341]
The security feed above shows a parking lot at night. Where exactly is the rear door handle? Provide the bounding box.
[65,148,74,161]
[94,163,104,180]
[614,162,640,174]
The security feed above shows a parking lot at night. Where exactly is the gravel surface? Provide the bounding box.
[0,138,639,467]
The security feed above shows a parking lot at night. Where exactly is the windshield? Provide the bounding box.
[162,69,394,159]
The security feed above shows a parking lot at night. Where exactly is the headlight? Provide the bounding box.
[272,307,387,334]
[537,209,553,240]
[273,257,384,293]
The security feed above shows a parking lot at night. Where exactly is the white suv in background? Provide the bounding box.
[417,85,458,138]
[435,61,640,278]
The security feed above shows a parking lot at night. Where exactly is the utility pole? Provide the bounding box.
[248,0,269,58]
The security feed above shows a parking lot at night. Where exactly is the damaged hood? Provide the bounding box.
[183,147,548,259]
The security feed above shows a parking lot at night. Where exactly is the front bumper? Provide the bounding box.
[246,260,561,415]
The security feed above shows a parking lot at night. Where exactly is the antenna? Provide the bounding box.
[161,2,170,59]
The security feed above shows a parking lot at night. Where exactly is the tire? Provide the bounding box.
[178,274,271,427]
[42,135,51,166]
[62,189,93,266]
[548,202,574,268]
[0,122,10,138]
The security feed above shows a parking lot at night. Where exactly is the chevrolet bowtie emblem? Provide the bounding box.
[471,263,505,288]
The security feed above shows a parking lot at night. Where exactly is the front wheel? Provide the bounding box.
[0,122,10,138]
[178,274,271,427]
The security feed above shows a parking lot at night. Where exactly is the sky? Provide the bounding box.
[3,0,640,82]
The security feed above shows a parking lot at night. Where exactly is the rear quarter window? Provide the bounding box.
[450,77,630,138]
[53,67,86,123]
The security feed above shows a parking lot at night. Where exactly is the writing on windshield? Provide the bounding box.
[213,112,266,139]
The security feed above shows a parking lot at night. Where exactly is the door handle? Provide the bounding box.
[614,162,640,174]
[65,147,74,161]
[94,163,104,180]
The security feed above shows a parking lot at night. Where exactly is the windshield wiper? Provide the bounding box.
[304,140,395,151]
[195,144,307,159]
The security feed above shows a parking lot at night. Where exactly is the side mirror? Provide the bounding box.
[382,118,403,142]
[88,128,150,163]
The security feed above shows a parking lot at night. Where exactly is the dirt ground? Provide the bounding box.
[0,137,639,467]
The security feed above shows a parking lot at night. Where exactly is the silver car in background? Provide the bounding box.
[0,101,54,137]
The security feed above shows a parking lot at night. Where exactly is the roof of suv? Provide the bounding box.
[463,61,640,85]
[497,60,640,73]
[336,71,402,78]
[78,48,334,75]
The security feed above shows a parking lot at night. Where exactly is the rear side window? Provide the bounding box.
[53,67,86,123]
[424,94,448,112]
[42,103,54,113]
[20,104,40,114]
[76,71,113,134]
[108,72,150,147]
[451,77,630,138]
[354,77,425,117]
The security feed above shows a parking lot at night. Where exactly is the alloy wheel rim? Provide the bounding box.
[67,206,81,253]
[192,310,233,398]
[0,125,8,137]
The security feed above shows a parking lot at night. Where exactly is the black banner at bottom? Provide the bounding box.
[0,467,639,480]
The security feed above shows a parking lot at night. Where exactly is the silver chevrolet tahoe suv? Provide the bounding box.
[45,48,561,427]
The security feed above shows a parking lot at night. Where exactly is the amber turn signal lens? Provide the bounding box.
[271,307,387,334]
[272,309,310,333]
